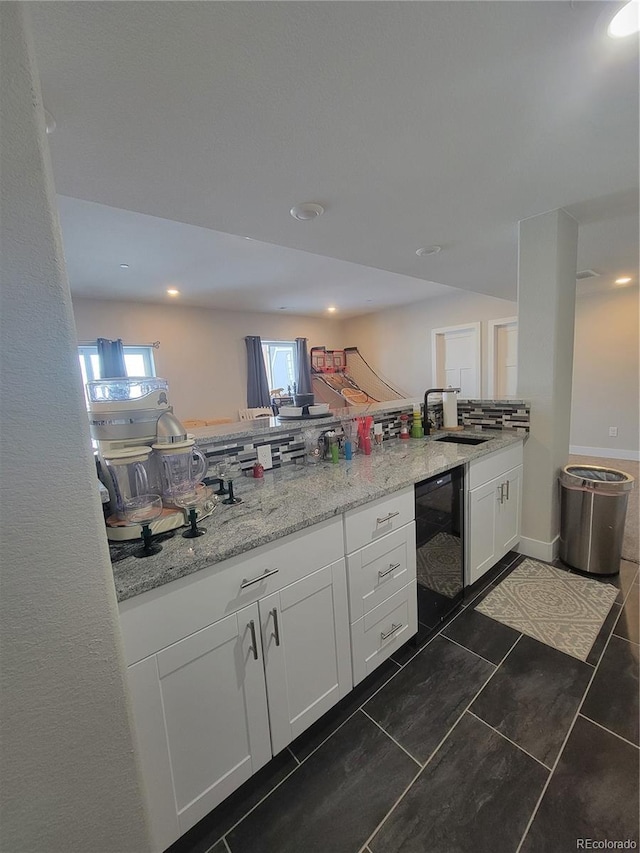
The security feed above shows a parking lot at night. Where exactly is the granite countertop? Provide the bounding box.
[112,430,525,603]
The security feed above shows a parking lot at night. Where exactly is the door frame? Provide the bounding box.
[431,322,482,397]
[486,317,518,398]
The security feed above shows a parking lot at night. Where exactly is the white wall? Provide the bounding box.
[72,298,341,421]
[339,290,518,397]
[571,286,639,458]
[0,6,151,852]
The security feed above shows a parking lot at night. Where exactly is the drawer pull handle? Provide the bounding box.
[376,511,400,525]
[248,620,259,661]
[271,607,281,646]
[379,562,401,578]
[381,622,403,641]
[241,567,279,589]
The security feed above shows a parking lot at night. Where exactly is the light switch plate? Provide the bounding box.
[257,444,273,470]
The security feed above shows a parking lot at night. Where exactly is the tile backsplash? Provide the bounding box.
[197,400,530,478]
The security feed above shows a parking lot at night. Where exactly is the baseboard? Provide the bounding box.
[569,445,640,462]
[517,534,559,563]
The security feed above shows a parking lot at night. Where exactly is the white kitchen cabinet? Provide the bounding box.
[259,560,352,754]
[466,443,524,586]
[127,604,271,852]
[345,493,418,684]
[122,519,351,853]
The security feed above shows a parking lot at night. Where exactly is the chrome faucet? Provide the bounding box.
[423,387,461,435]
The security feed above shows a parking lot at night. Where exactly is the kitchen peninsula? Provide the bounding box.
[115,402,527,853]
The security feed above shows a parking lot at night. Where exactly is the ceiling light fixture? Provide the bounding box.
[119,263,129,269]
[608,1,640,37]
[167,289,180,296]
[416,246,442,257]
[290,202,324,221]
[44,108,56,135]
[615,277,632,285]
[327,305,337,313]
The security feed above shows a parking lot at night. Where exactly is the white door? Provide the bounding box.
[497,465,522,553]
[487,317,518,398]
[259,560,352,755]
[155,604,272,837]
[432,323,481,398]
[467,477,501,585]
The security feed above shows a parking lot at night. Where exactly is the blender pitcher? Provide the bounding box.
[152,439,208,505]
[101,447,153,520]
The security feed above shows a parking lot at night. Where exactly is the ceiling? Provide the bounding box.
[31,1,639,316]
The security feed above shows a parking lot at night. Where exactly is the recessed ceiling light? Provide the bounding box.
[327,306,337,313]
[279,306,287,310]
[167,289,180,296]
[44,109,56,135]
[244,236,253,240]
[119,263,129,269]
[290,203,325,221]
[416,246,442,257]
[608,1,640,38]
[615,277,632,285]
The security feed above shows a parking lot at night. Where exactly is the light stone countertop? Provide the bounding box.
[112,430,525,602]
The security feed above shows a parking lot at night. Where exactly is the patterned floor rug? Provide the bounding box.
[475,558,618,661]
[416,532,462,598]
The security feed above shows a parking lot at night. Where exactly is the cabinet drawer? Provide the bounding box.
[351,582,417,685]
[343,487,415,554]
[346,523,416,622]
[119,516,344,665]
[467,442,523,490]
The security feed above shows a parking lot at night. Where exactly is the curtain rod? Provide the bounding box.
[78,340,161,349]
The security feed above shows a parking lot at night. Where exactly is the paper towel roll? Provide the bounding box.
[443,390,458,429]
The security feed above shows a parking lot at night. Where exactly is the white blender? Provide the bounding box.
[87,377,216,541]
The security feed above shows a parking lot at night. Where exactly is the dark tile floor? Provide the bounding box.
[167,553,639,853]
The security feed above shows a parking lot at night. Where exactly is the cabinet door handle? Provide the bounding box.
[381,622,403,641]
[248,620,259,661]
[376,511,400,525]
[241,567,279,589]
[505,479,510,501]
[271,607,281,646]
[497,485,503,504]
[379,562,401,578]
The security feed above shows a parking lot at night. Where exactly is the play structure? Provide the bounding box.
[311,347,407,406]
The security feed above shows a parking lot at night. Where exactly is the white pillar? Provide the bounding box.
[517,208,578,560]
[0,5,152,851]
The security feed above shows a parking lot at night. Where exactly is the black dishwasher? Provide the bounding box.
[415,466,465,631]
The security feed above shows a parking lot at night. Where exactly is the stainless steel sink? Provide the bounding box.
[433,435,489,446]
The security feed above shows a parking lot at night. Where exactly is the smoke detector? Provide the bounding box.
[290,203,324,221]
[416,246,442,257]
[576,270,600,280]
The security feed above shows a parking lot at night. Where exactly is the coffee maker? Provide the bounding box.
[87,377,215,540]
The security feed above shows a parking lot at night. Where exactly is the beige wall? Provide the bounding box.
[72,298,341,421]
[1,7,151,852]
[339,290,518,397]
[571,286,639,456]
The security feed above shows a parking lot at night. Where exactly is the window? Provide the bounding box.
[261,341,297,392]
[78,344,156,393]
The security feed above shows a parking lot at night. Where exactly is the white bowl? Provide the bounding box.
[278,406,302,417]
[309,404,330,415]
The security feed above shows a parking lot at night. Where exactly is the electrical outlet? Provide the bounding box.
[609,426,618,437]
[256,444,273,470]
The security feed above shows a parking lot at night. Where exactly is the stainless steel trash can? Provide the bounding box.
[559,465,635,576]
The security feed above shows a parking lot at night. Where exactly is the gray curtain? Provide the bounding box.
[295,337,312,395]
[245,336,271,407]
[96,337,126,377]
